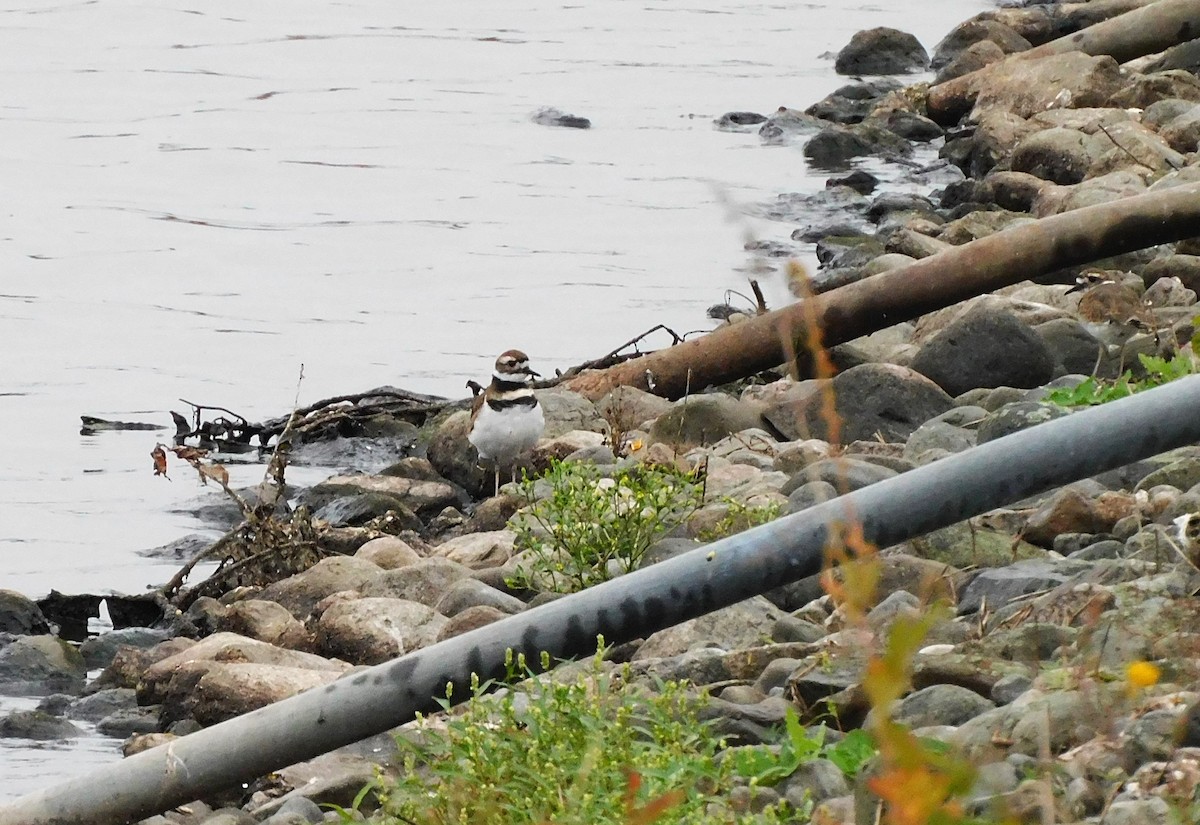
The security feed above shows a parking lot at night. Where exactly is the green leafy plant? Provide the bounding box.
[369,645,789,825]
[728,708,877,788]
[1045,348,1197,407]
[698,498,783,542]
[507,460,704,593]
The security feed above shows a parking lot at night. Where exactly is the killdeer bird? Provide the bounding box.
[1068,272,1156,375]
[468,349,545,497]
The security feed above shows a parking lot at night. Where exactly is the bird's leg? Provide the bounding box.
[493,466,500,498]
[1090,344,1105,378]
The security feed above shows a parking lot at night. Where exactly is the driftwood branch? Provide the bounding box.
[562,181,1200,401]
[553,324,686,381]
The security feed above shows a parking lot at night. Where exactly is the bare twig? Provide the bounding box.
[749,279,769,315]
[553,325,686,381]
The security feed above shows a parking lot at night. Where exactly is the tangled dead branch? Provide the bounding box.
[158,375,335,609]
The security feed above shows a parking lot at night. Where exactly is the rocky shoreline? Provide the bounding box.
[6,2,1200,823]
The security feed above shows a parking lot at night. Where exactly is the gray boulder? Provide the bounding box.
[782,458,897,496]
[0,635,87,695]
[0,709,80,740]
[931,19,1030,69]
[79,627,171,670]
[764,363,953,445]
[632,597,787,661]
[894,684,995,728]
[648,394,763,448]
[434,578,526,617]
[359,558,472,607]
[911,305,1055,396]
[835,27,928,75]
[1010,127,1095,185]
[976,401,1070,444]
[0,590,50,635]
[957,559,1088,615]
[96,706,161,738]
[68,687,137,722]
[317,598,447,664]
[256,556,383,620]
[804,124,913,169]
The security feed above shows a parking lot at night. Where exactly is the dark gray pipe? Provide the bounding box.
[5,376,1200,825]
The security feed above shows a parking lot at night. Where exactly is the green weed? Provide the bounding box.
[1045,349,1197,407]
[697,499,783,542]
[506,460,704,593]
[366,645,792,825]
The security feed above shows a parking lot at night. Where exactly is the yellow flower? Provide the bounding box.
[1126,660,1161,690]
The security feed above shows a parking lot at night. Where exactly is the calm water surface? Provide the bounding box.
[1,0,987,799]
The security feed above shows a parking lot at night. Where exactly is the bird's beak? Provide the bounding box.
[527,368,541,379]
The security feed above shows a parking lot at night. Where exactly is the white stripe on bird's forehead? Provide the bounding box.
[493,369,532,383]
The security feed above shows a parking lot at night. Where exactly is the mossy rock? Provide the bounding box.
[907,522,1044,569]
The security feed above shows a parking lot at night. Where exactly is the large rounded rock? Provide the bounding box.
[632,597,788,661]
[217,599,308,647]
[537,388,606,436]
[1034,318,1105,377]
[977,401,1070,444]
[803,124,913,169]
[138,633,349,705]
[911,305,1055,396]
[0,709,80,740]
[893,684,995,728]
[431,530,516,570]
[835,27,928,75]
[256,556,383,620]
[763,363,953,445]
[1010,128,1095,185]
[782,458,898,496]
[426,409,488,496]
[67,687,137,722]
[184,662,344,726]
[972,53,1124,120]
[1107,69,1200,110]
[1160,103,1200,153]
[0,590,50,635]
[79,627,172,670]
[935,39,1006,85]
[93,637,195,691]
[596,386,673,432]
[434,578,526,617]
[931,19,1030,69]
[303,474,460,520]
[358,558,472,607]
[649,394,763,448]
[0,635,87,695]
[316,598,446,664]
[354,535,421,569]
[435,605,509,642]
